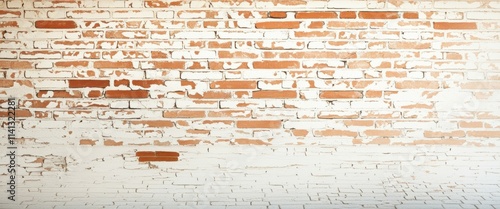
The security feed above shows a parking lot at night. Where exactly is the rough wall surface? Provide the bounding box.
[0,0,499,208]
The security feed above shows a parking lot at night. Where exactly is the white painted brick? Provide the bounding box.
[98,1,125,8]
[18,31,63,39]
[284,120,328,129]
[434,1,482,9]
[351,101,390,109]
[173,31,215,39]
[218,31,264,39]
[408,71,424,79]
[328,0,366,8]
[243,71,286,79]
[263,31,289,40]
[181,71,223,80]
[176,100,219,109]
[0,50,17,59]
[171,50,217,59]
[35,61,53,69]
[393,121,435,129]
[32,80,67,88]
[47,10,66,18]
[467,72,485,80]
[157,11,175,19]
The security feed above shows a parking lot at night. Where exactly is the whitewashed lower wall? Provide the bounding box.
[1,145,499,209]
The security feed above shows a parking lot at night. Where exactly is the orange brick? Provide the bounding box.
[340,11,356,19]
[359,11,398,19]
[0,80,14,87]
[94,61,134,69]
[396,81,439,89]
[296,12,337,19]
[365,130,402,137]
[138,156,178,162]
[132,80,165,88]
[424,131,466,138]
[136,151,155,157]
[164,110,206,118]
[234,139,270,145]
[253,61,300,69]
[236,120,282,129]
[210,81,257,89]
[459,121,483,128]
[105,90,149,98]
[252,90,297,99]
[434,22,477,30]
[403,12,419,19]
[255,21,300,29]
[319,91,363,99]
[35,20,77,29]
[188,91,231,99]
[55,61,89,68]
[68,80,110,88]
[269,11,287,18]
[467,131,500,138]
[155,151,180,157]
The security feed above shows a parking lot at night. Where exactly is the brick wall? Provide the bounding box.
[0,0,499,208]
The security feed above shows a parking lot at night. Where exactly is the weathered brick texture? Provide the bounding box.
[1,0,498,146]
[0,0,499,208]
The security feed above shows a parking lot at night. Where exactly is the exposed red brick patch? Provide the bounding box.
[253,60,300,69]
[319,91,363,99]
[296,12,337,19]
[269,11,287,18]
[434,22,477,30]
[234,139,270,145]
[79,139,96,145]
[35,20,77,29]
[255,21,301,29]
[359,11,398,19]
[104,139,123,146]
[340,11,356,19]
[236,120,282,129]
[403,12,419,19]
[252,90,297,99]
[105,90,149,98]
[68,80,110,88]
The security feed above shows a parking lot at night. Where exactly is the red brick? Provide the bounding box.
[319,91,363,99]
[253,61,300,69]
[156,151,180,157]
[269,11,287,18]
[94,61,134,69]
[164,110,206,118]
[252,90,297,99]
[340,11,356,19]
[35,20,77,29]
[403,12,419,19]
[138,156,178,162]
[296,12,337,19]
[68,80,110,88]
[434,22,477,30]
[255,21,301,29]
[131,80,165,88]
[359,11,398,19]
[136,151,155,157]
[210,81,257,89]
[55,61,89,68]
[236,120,282,129]
[105,90,149,98]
